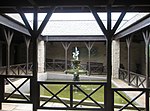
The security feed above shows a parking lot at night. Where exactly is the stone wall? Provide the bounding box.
[46,42,106,65]
[38,40,45,73]
[17,43,26,63]
[112,40,120,78]
[0,39,147,77]
[120,41,145,74]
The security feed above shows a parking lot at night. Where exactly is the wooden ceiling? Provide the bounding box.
[0,0,150,13]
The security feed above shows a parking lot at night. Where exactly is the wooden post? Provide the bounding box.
[70,84,73,107]
[0,77,4,109]
[105,5,114,111]
[142,30,150,88]
[32,8,38,111]
[85,42,94,75]
[146,89,149,111]
[3,29,14,75]
[105,37,113,111]
[90,5,126,111]
[44,41,47,72]
[18,7,55,111]
[62,42,71,70]
[24,36,30,75]
[126,36,132,85]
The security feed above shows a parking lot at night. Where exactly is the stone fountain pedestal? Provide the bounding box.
[65,60,88,81]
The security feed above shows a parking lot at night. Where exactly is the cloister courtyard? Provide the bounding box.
[0,1,150,111]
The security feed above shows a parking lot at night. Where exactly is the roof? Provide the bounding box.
[5,12,149,37]
[0,1,149,41]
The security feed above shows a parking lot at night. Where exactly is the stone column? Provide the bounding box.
[112,39,120,78]
[38,40,45,73]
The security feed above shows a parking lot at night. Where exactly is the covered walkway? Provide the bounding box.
[0,1,150,111]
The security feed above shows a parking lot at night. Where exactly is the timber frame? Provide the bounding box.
[0,0,150,111]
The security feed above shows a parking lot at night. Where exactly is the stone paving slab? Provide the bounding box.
[0,103,138,111]
[112,79,146,107]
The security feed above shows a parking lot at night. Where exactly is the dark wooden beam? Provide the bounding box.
[0,15,30,36]
[90,6,107,37]
[27,0,37,6]
[32,8,38,111]
[108,0,115,5]
[105,5,114,111]
[41,35,106,41]
[111,8,127,34]
[0,0,150,7]
[1,6,150,13]
[17,7,33,35]
[107,5,111,32]
[36,7,55,37]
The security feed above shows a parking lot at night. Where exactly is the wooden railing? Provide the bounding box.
[119,68,146,88]
[46,61,70,71]
[0,66,149,111]
[0,75,32,104]
[0,66,6,75]
[112,88,149,111]
[0,63,33,75]
[46,60,105,75]
[37,81,107,110]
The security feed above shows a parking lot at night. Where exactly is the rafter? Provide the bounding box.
[36,6,56,37]
[17,7,33,35]
[112,8,127,34]
[27,0,37,6]
[90,6,107,37]
[18,7,55,37]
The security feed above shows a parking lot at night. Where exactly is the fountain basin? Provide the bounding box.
[64,69,88,75]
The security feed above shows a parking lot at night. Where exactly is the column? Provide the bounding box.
[84,42,94,75]
[4,29,14,75]
[142,30,150,88]
[24,36,30,74]
[112,39,120,78]
[0,43,2,66]
[126,36,132,85]
[38,40,45,73]
[62,42,71,70]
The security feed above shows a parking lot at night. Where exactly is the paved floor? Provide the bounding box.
[0,103,100,111]
[112,79,146,107]
[0,103,136,111]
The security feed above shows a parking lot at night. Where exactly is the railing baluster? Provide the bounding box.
[146,90,149,111]
[0,63,33,76]
[0,77,4,109]
[70,83,73,108]
[113,88,148,111]
[119,68,146,88]
[37,81,106,110]
[37,82,40,108]
[18,65,20,75]
[136,75,138,87]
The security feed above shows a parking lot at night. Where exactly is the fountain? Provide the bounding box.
[65,47,88,81]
